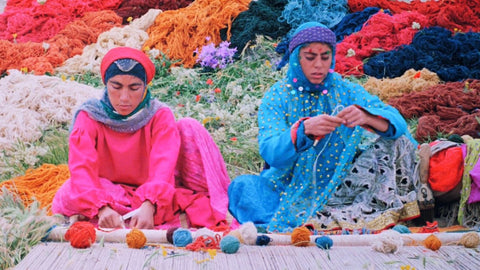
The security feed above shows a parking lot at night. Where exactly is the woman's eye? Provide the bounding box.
[306,56,316,61]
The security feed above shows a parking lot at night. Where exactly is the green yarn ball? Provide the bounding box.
[220,235,240,254]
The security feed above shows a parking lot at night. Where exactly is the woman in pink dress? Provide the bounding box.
[52,47,233,229]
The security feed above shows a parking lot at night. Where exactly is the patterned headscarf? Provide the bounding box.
[286,22,337,94]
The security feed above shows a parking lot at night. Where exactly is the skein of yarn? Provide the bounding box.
[315,236,333,250]
[424,234,442,251]
[220,235,241,254]
[166,227,179,244]
[126,228,147,249]
[173,228,193,247]
[65,221,96,249]
[291,227,311,247]
[256,235,272,246]
[371,230,403,254]
[459,232,480,248]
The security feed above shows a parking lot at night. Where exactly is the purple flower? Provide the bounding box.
[196,38,237,69]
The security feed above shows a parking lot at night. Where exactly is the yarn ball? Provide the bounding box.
[315,236,333,250]
[256,235,272,246]
[65,221,96,249]
[173,228,193,247]
[291,227,311,247]
[220,235,240,254]
[126,228,147,249]
[392,224,411,234]
[459,232,480,248]
[371,230,403,254]
[424,234,442,251]
[166,227,179,244]
[239,222,258,245]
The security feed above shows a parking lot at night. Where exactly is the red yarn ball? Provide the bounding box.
[65,221,96,248]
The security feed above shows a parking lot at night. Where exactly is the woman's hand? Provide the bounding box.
[303,114,345,137]
[98,206,124,228]
[130,200,155,229]
[336,105,389,132]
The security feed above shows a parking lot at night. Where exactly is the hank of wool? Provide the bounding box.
[424,234,442,251]
[220,235,241,254]
[371,230,403,254]
[126,228,147,249]
[459,232,480,249]
[291,227,312,247]
[173,228,193,247]
[65,221,96,249]
[315,236,333,250]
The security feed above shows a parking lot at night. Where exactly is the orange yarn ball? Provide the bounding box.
[65,221,96,249]
[126,228,147,249]
[424,234,442,251]
[291,227,311,247]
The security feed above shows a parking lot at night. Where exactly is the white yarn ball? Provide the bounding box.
[371,229,404,254]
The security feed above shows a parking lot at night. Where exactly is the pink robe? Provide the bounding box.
[52,108,233,228]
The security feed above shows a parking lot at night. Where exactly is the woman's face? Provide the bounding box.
[106,74,145,116]
[299,42,333,85]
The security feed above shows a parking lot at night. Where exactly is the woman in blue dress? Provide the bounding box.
[228,22,420,233]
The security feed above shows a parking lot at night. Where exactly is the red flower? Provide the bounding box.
[175,91,180,96]
[214,87,221,94]
[206,78,213,85]
[177,103,185,107]
[230,137,237,142]
[195,95,201,102]
[413,71,421,79]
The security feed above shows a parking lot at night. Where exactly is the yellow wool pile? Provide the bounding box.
[362,68,442,102]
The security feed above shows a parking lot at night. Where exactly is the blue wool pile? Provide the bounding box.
[364,26,480,81]
[279,0,348,30]
[391,224,411,234]
[331,7,387,42]
[172,228,193,247]
[315,236,333,249]
[220,235,241,254]
[221,0,291,59]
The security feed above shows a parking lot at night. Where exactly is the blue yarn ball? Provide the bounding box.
[315,236,333,250]
[392,224,411,234]
[256,235,272,246]
[220,235,240,254]
[172,228,192,247]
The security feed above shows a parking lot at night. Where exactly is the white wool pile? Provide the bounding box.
[0,70,102,150]
[55,9,162,76]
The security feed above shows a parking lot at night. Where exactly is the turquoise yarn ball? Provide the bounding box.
[392,224,411,234]
[220,235,240,254]
[172,228,192,247]
[315,236,333,250]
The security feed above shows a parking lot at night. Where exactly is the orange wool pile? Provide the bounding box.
[143,0,251,68]
[0,164,70,214]
[0,10,123,75]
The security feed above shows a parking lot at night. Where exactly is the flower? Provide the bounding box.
[214,88,221,94]
[20,67,28,73]
[230,137,238,142]
[346,48,356,57]
[195,94,201,102]
[206,78,213,85]
[127,17,133,23]
[195,38,237,69]
[412,22,421,30]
